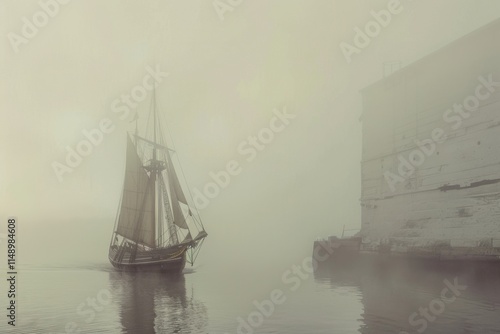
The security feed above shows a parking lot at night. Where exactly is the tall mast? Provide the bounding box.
[153,88,157,158]
[153,88,164,247]
[152,88,158,248]
[148,89,183,247]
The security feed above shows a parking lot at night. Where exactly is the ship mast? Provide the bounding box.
[151,89,178,248]
[153,88,157,161]
[153,89,161,248]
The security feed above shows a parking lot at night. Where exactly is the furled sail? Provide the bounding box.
[116,136,156,247]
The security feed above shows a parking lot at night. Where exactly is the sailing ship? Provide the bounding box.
[109,92,207,273]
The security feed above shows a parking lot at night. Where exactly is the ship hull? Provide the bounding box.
[108,245,187,273]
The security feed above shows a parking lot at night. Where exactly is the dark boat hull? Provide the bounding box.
[109,245,187,273]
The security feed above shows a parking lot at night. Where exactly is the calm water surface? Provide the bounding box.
[2,260,500,333]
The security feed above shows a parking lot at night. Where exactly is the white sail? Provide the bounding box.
[165,150,189,229]
[116,136,156,247]
[168,174,189,229]
[166,150,188,205]
[167,157,189,229]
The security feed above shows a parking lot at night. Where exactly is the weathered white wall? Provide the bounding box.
[360,20,500,251]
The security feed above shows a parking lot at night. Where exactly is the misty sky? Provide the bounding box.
[1,0,500,269]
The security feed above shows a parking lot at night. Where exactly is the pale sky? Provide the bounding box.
[1,0,500,267]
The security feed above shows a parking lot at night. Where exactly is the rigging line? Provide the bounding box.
[157,111,192,228]
[150,90,204,233]
[160,110,205,230]
[138,140,146,168]
[153,87,158,159]
[144,92,154,148]
[159,172,181,245]
[157,167,163,247]
[189,237,206,265]
[110,181,124,247]
[130,174,155,261]
[158,103,168,147]
[155,101,198,226]
[158,223,188,247]
[136,109,148,164]
[130,134,145,226]
[157,222,175,247]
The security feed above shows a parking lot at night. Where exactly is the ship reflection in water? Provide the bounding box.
[314,260,500,333]
[108,271,208,334]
